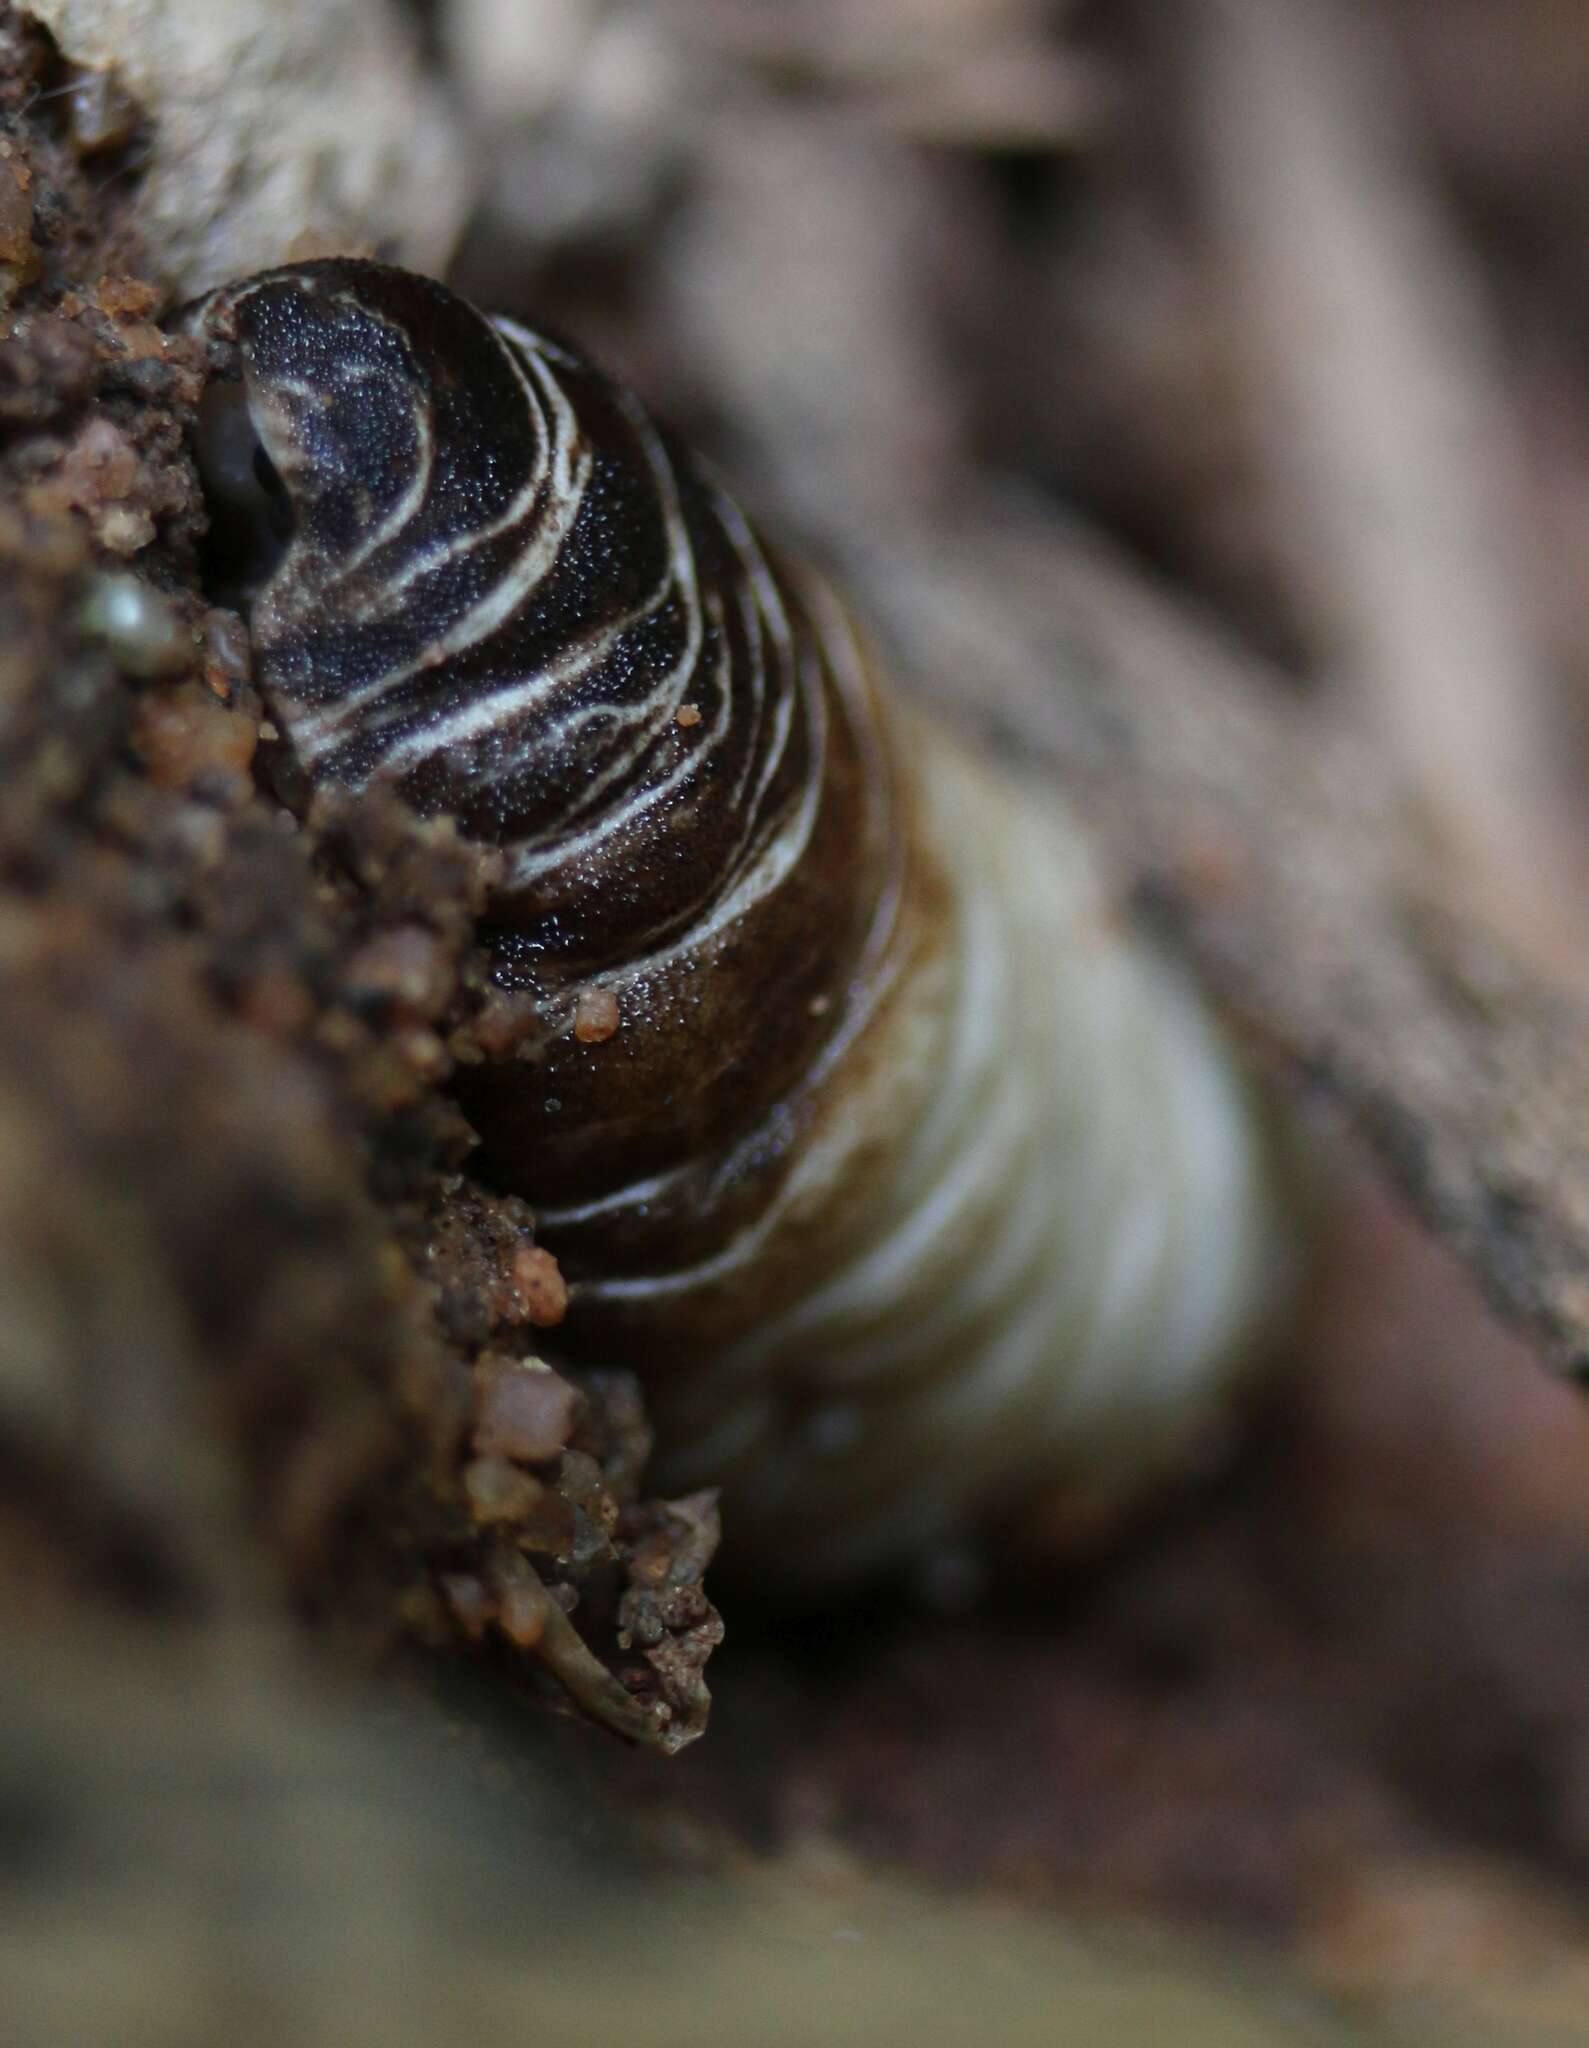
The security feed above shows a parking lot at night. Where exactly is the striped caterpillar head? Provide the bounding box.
[180,261,907,1240]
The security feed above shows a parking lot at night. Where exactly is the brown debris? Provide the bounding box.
[462,981,541,1057]
[342,923,456,1019]
[424,1184,570,1337]
[0,51,718,1749]
[572,983,620,1043]
[463,1453,550,1527]
[48,412,138,509]
[474,1353,582,1462]
[132,675,257,791]
[509,1244,570,1326]
[59,59,140,157]
[0,150,37,285]
[93,270,159,321]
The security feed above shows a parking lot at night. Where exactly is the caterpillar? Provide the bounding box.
[181,260,1291,1588]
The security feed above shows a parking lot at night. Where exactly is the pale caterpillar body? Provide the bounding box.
[182,261,1289,1586]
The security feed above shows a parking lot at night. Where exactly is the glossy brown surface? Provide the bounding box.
[182,260,932,1279]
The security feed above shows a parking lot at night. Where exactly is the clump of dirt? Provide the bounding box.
[0,13,719,1753]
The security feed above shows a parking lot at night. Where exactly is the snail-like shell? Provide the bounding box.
[182,261,1288,1584]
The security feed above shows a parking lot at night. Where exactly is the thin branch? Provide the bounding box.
[1186,0,1585,958]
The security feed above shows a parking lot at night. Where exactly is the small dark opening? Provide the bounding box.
[192,376,295,604]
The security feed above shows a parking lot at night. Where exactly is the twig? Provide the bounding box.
[1184,0,1584,958]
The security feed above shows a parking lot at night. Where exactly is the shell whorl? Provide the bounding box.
[182,260,1288,1583]
[186,261,902,1218]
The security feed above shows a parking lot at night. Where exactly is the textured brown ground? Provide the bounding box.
[0,9,720,1753]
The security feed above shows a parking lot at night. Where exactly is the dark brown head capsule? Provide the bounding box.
[182,261,1288,1584]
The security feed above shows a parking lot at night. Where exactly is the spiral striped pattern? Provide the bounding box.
[185,260,906,1216]
[193,268,876,955]
[183,261,1289,1583]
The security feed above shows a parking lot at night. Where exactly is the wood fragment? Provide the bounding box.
[1185,0,1583,955]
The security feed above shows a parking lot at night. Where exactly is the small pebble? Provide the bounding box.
[133,680,258,790]
[473,1354,580,1460]
[65,67,142,158]
[573,985,620,1044]
[78,572,191,677]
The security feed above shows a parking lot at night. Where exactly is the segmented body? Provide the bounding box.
[183,261,1287,1582]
